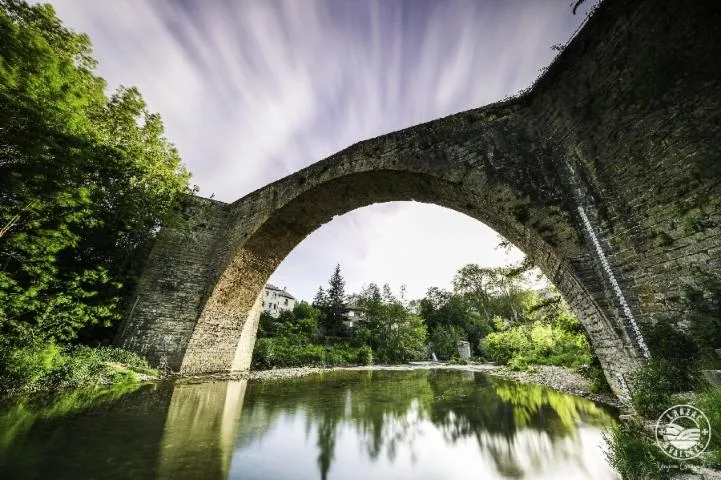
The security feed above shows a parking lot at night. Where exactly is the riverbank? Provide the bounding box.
[178,362,621,407]
[0,344,161,398]
[484,364,621,407]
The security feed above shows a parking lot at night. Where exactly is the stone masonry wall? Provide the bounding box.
[116,197,229,370]
[525,0,721,385]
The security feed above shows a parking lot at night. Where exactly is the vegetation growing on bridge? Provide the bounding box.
[0,0,189,393]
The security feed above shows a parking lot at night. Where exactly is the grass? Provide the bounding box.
[693,386,721,469]
[604,420,688,479]
[605,366,721,478]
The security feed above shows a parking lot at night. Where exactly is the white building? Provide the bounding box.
[341,298,368,329]
[262,283,296,317]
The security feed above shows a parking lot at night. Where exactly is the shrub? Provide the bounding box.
[0,342,157,396]
[52,347,107,389]
[628,359,682,417]
[93,346,156,375]
[507,355,530,371]
[482,325,531,364]
[0,341,64,392]
[251,337,364,369]
[357,345,373,365]
[604,421,683,479]
[694,386,721,467]
[480,320,591,370]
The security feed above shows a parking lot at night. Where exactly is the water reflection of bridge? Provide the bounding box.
[157,380,247,480]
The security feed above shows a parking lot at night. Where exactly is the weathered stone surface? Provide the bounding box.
[116,0,721,402]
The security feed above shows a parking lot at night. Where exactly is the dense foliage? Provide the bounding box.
[480,302,591,371]
[353,283,427,363]
[254,269,428,369]
[0,0,190,348]
[255,261,596,377]
[0,341,157,395]
[253,301,366,369]
[419,264,539,359]
[605,383,721,478]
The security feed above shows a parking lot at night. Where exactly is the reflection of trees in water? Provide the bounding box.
[429,373,616,478]
[235,370,616,479]
[480,381,615,478]
[0,382,177,480]
[236,370,432,478]
[0,383,143,453]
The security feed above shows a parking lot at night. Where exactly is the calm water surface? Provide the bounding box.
[0,370,619,479]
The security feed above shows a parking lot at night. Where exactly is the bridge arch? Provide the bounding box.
[118,0,721,402]
[118,103,646,400]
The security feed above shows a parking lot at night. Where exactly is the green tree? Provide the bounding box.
[418,287,468,332]
[453,263,536,325]
[257,311,277,338]
[293,300,319,322]
[357,283,427,363]
[292,301,319,337]
[452,264,497,319]
[312,286,327,308]
[430,324,465,360]
[319,264,346,336]
[0,0,190,346]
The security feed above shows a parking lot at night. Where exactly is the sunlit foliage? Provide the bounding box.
[0,0,190,346]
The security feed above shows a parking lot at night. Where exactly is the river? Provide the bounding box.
[0,369,619,479]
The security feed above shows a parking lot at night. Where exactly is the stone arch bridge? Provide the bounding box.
[117,0,721,400]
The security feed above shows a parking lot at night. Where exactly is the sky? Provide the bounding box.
[46,0,598,302]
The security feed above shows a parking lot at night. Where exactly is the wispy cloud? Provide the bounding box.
[47,0,597,300]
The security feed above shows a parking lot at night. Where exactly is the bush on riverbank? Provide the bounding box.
[627,359,683,417]
[0,342,158,396]
[604,387,721,477]
[254,303,367,369]
[356,345,374,365]
[604,420,685,480]
[252,337,363,369]
[480,319,591,371]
